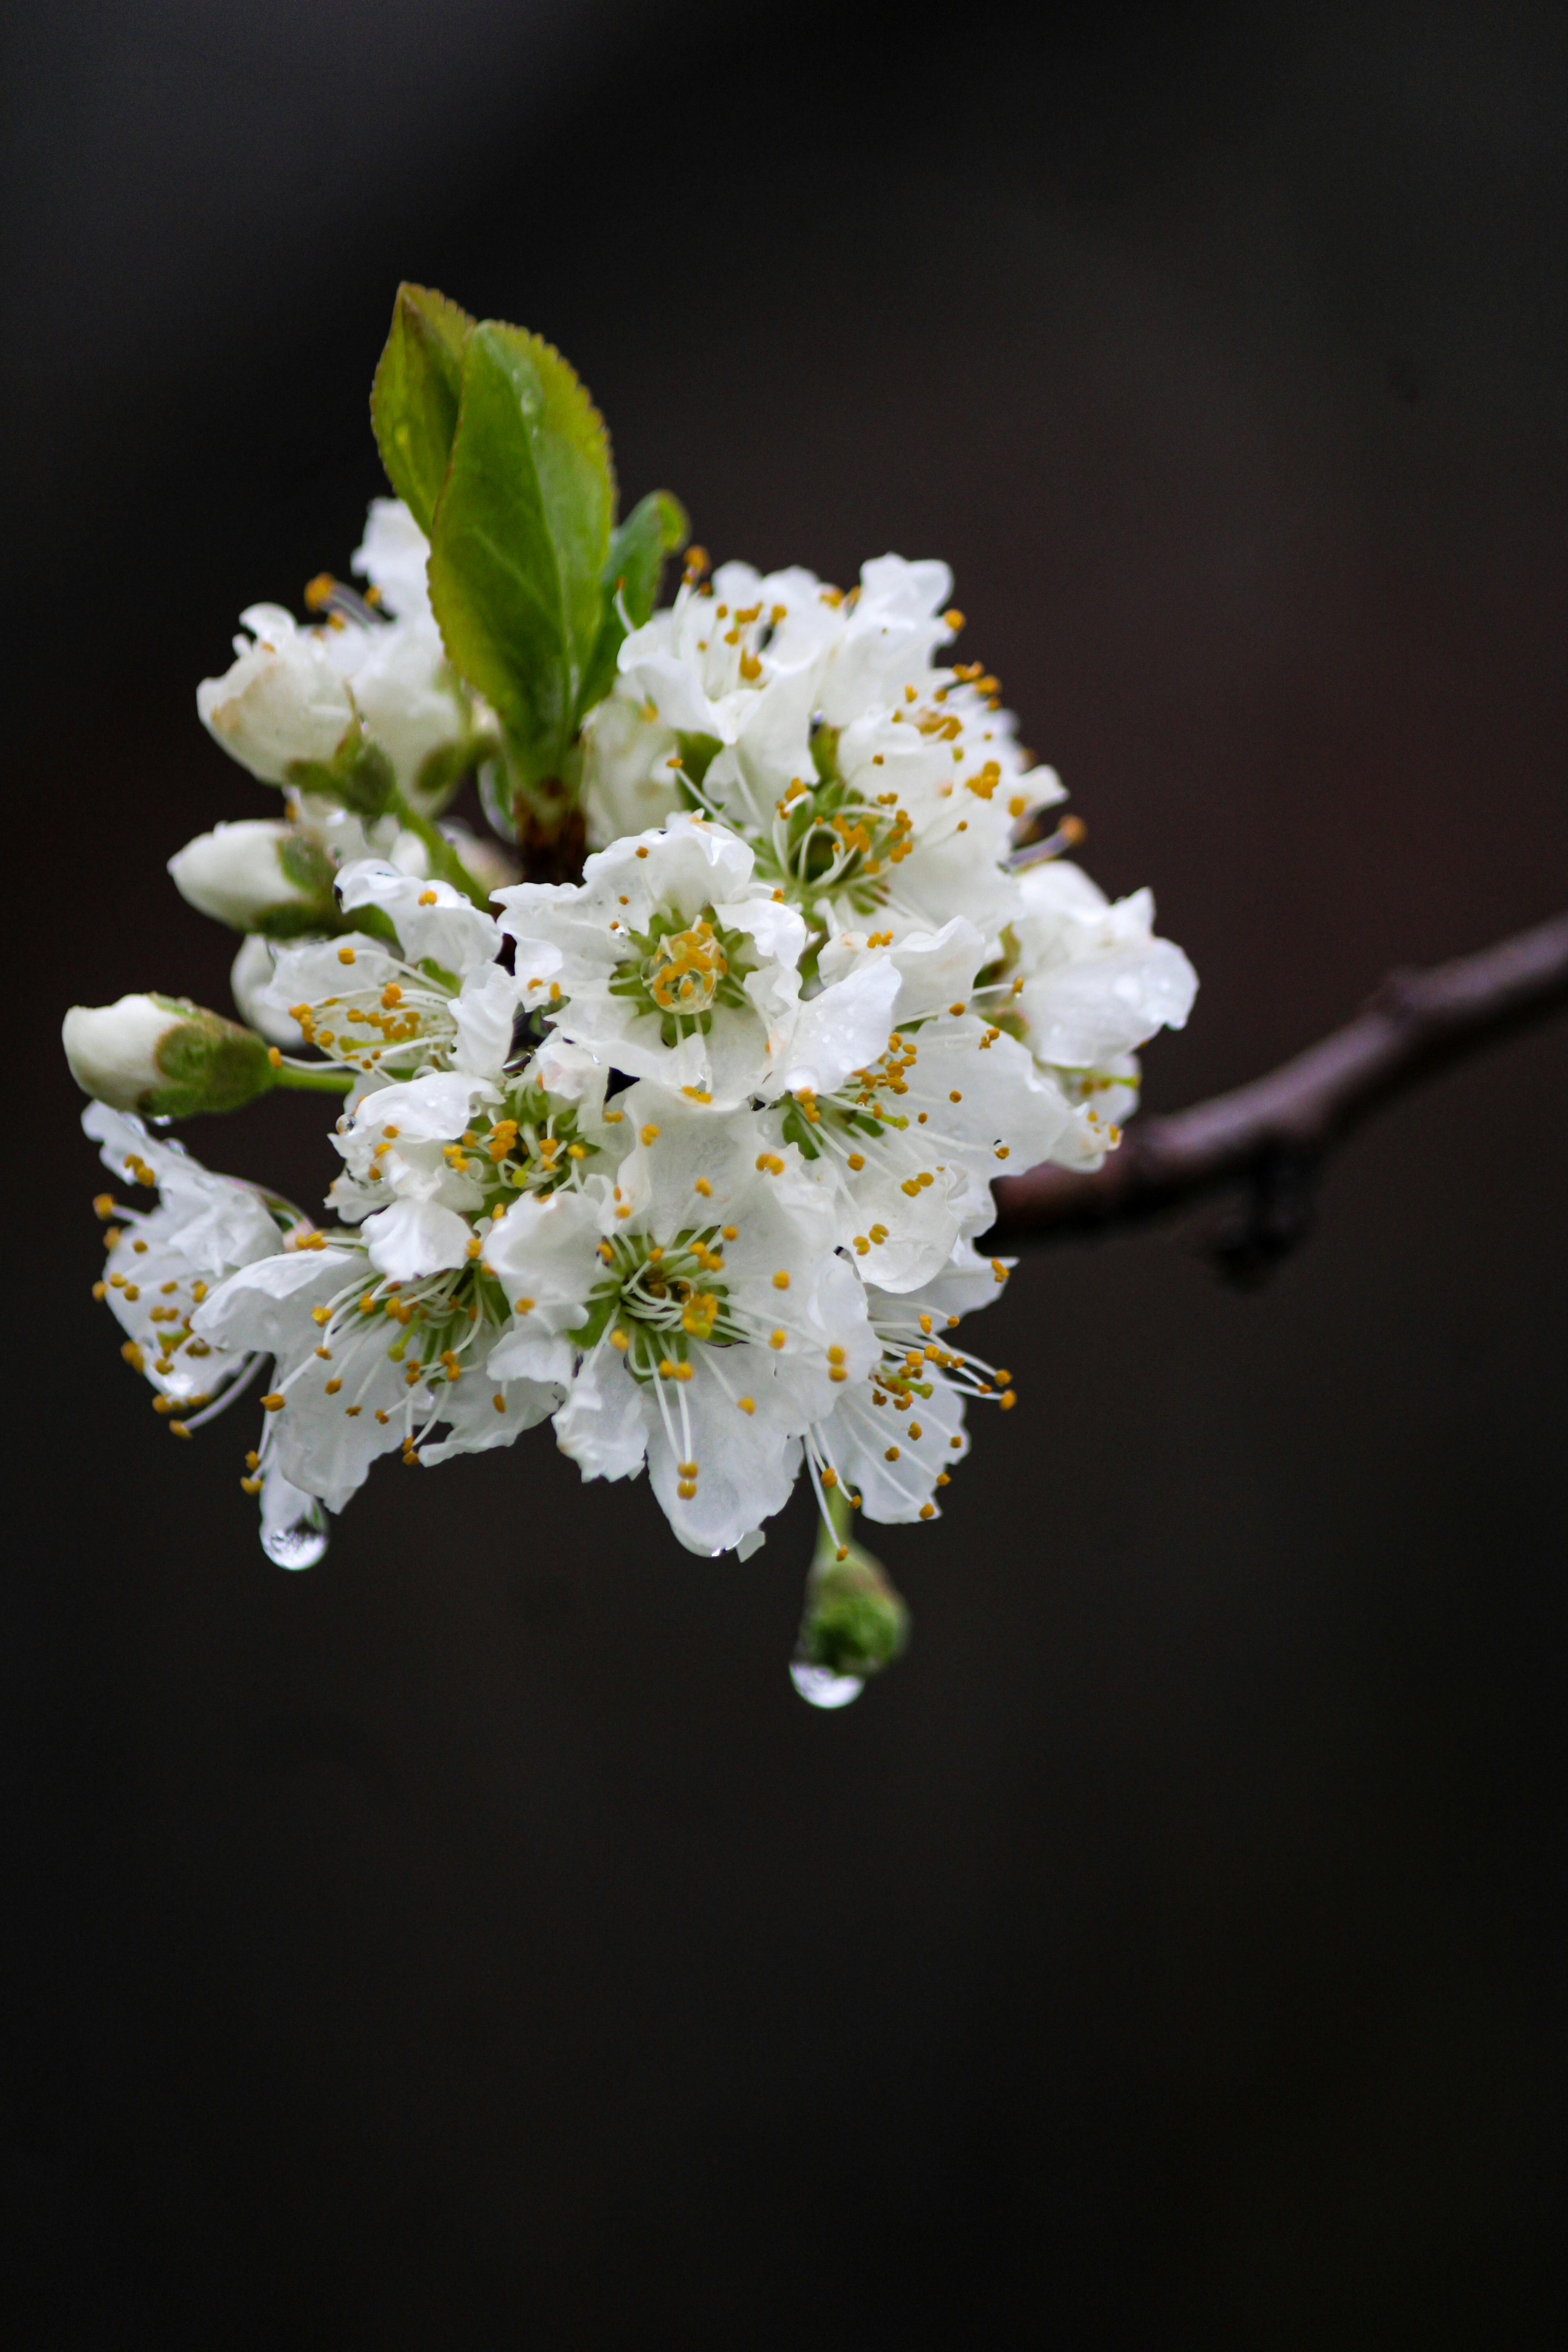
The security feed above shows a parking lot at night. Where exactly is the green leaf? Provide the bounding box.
[577,488,688,722]
[428,322,613,787]
[370,283,475,535]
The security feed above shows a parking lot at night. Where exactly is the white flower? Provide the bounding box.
[193,1223,562,1511]
[1004,860,1197,1167]
[257,863,512,1086]
[764,1010,1072,1290]
[168,819,336,933]
[808,1241,1016,1525]
[84,1104,284,1414]
[496,813,899,1111]
[483,1087,878,1555]
[352,497,433,622]
[199,512,478,810]
[581,686,681,849]
[231,935,302,1045]
[323,612,472,811]
[198,605,358,784]
[1012,860,1197,1065]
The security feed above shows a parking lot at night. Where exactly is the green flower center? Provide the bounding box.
[608,906,756,1046]
[572,1228,740,1378]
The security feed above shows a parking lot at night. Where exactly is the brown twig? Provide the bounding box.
[990,909,1568,1276]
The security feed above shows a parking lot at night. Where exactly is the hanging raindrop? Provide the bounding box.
[789,1659,864,1709]
[259,1471,329,1570]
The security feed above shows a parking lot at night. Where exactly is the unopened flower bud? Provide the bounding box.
[169,820,339,937]
[63,993,277,1118]
[796,1525,910,1684]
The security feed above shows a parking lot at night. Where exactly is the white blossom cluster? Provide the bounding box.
[69,504,1195,1573]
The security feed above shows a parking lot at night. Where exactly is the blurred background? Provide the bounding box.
[4,1,1566,2342]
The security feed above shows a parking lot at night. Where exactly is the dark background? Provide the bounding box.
[4,2,1566,2342]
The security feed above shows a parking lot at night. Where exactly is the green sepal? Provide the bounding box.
[284,727,396,819]
[799,1512,910,1681]
[577,488,688,722]
[428,320,614,791]
[411,725,503,817]
[142,998,278,1120]
[237,831,342,939]
[370,283,475,536]
[779,1101,822,1160]
[567,1289,622,1351]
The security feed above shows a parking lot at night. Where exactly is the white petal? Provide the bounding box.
[361,1198,473,1279]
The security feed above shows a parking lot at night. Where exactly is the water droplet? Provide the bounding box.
[148,1114,174,1129]
[790,1660,864,1709]
[259,1474,329,1570]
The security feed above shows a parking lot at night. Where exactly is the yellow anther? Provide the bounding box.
[755,1152,783,1175]
[769,1329,786,1350]
[737,1396,755,1414]
[884,1446,900,1462]
[419,889,437,905]
[260,1392,286,1412]
[465,1236,482,1259]
[641,1123,660,1146]
[721,1224,738,1240]
[337,945,356,965]
[324,1377,342,1395]
[513,1296,535,1314]
[999,1390,1017,1409]
[919,1503,935,1520]
[311,1305,331,1326]
[693,1177,713,1197]
[908,1423,922,1441]
[610,1329,629,1350]
[772,1270,790,1290]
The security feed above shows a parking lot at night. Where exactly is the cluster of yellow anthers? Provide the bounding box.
[248,1255,513,1480]
[644,919,728,1015]
[91,1183,217,1438]
[432,1114,589,1192]
[767,774,916,889]
[879,669,1047,825]
[286,971,428,1069]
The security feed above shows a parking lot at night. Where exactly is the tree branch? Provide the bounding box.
[990,909,1568,1276]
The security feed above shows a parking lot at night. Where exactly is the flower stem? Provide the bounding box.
[272,1063,352,1094]
[813,1484,856,1564]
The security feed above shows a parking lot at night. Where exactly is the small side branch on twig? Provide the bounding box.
[990,908,1568,1276]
